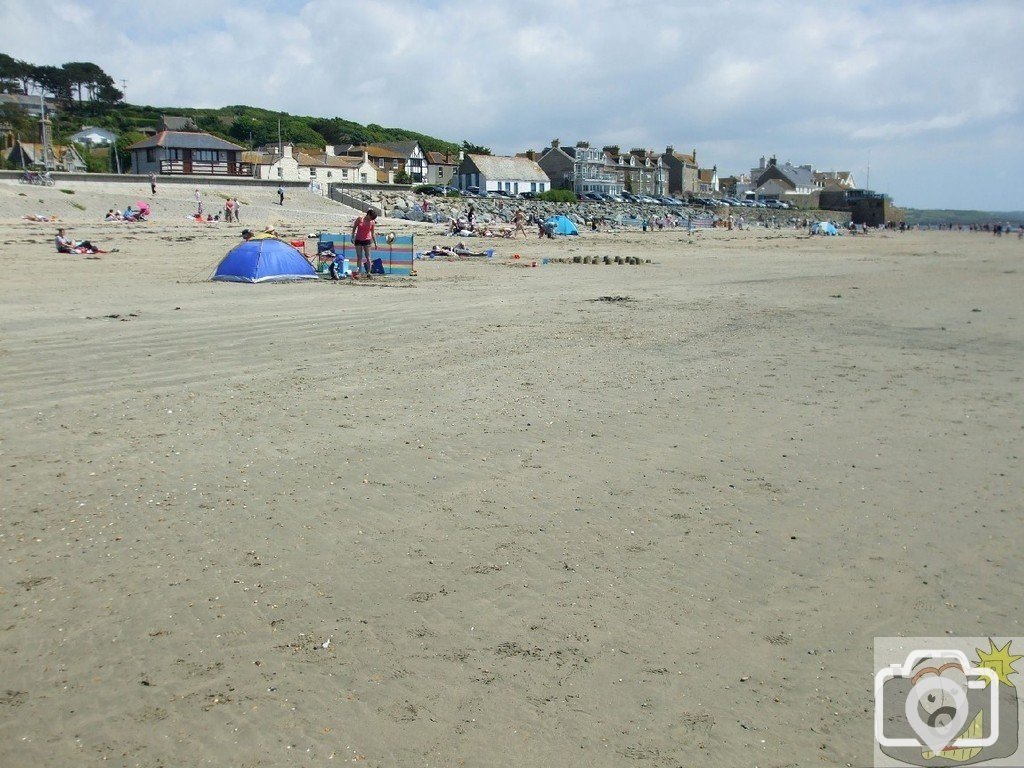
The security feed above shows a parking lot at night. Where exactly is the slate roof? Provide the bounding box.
[465,153,549,182]
[373,140,421,157]
[426,151,459,165]
[295,151,365,168]
[160,115,199,132]
[128,131,244,151]
[355,145,406,159]
[665,150,697,166]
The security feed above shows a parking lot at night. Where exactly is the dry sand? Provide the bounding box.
[1,178,1022,767]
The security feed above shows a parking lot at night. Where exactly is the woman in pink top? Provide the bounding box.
[351,208,378,274]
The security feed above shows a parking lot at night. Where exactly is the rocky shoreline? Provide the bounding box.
[347,189,851,229]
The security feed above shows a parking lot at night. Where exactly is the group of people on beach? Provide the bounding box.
[446,205,531,239]
[105,207,146,222]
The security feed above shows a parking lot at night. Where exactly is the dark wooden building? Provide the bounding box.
[128,131,251,176]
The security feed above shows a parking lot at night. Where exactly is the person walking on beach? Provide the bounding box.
[277,186,285,206]
[224,198,234,223]
[513,208,527,238]
[149,172,156,195]
[351,208,378,275]
[195,188,203,216]
[233,198,241,223]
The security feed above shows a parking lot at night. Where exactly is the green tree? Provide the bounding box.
[34,65,73,105]
[0,102,35,139]
[461,140,491,155]
[0,53,25,93]
[62,62,107,103]
[113,130,145,173]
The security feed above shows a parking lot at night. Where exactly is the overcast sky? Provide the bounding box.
[3,0,1022,210]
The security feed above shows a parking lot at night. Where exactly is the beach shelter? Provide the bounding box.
[211,238,318,283]
[544,214,579,236]
[811,221,838,236]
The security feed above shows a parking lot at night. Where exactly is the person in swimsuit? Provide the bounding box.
[351,208,378,274]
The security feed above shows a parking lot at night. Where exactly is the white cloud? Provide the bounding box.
[1,0,1022,208]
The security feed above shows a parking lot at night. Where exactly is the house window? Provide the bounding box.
[360,173,367,183]
[310,167,316,177]
[327,171,332,179]
[377,159,384,169]
[392,159,399,170]
[146,148,155,162]
[277,168,283,178]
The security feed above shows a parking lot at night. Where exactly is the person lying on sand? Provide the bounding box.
[423,242,491,258]
[424,244,460,258]
[23,213,59,222]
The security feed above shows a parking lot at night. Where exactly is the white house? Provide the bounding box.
[248,143,300,181]
[457,153,550,195]
[298,150,377,188]
[247,144,378,188]
[70,126,117,146]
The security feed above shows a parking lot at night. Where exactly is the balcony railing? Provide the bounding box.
[160,160,254,176]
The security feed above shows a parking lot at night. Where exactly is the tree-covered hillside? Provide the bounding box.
[1,53,463,167]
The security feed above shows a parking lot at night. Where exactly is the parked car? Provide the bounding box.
[519,191,537,200]
[464,186,481,197]
[581,192,604,202]
[619,192,638,203]
[418,185,447,196]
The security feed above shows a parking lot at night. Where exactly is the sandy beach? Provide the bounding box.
[1,178,1022,767]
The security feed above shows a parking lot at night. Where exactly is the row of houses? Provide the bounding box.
[528,139,722,197]
[2,104,856,203]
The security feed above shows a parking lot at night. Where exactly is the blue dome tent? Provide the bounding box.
[212,238,318,283]
[544,214,579,236]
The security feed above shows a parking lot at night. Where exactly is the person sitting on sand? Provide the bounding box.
[55,228,111,255]
[104,209,121,221]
